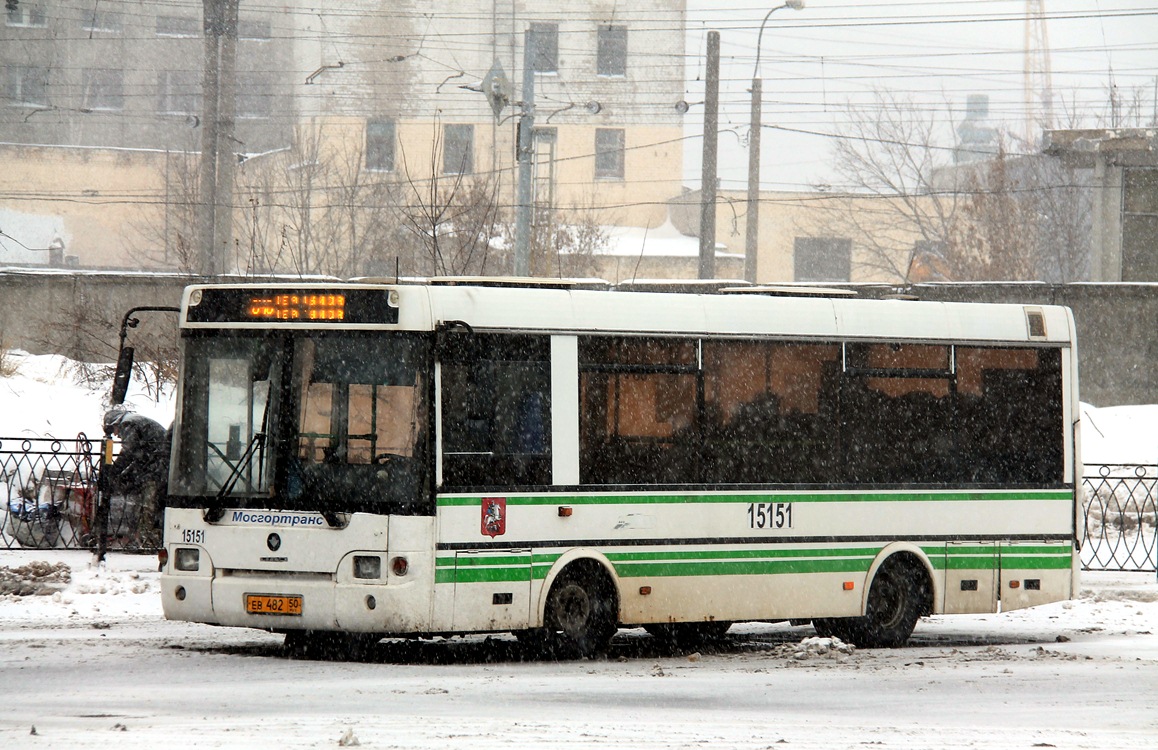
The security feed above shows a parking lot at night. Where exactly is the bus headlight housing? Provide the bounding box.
[354,555,382,580]
[175,547,200,571]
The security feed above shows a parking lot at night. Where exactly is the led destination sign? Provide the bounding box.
[186,288,399,325]
[247,293,347,321]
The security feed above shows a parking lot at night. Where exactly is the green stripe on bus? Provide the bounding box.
[612,558,872,578]
[1000,555,1073,569]
[436,489,1071,508]
[440,568,533,584]
[443,554,533,567]
[434,543,1072,583]
[604,546,882,563]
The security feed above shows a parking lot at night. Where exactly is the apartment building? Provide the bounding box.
[0,1,687,271]
[289,0,687,228]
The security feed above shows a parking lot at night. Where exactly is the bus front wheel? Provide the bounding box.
[543,567,617,658]
[813,558,929,648]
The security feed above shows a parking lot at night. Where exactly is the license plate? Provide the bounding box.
[245,594,303,616]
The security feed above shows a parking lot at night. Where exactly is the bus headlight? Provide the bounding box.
[175,548,200,571]
[354,555,382,580]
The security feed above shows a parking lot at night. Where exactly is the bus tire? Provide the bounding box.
[847,556,930,648]
[544,566,618,659]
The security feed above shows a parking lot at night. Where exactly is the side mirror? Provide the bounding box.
[111,346,135,405]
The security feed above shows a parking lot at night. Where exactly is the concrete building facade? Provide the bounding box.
[1,1,688,272]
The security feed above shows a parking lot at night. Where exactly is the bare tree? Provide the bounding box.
[1029,156,1092,282]
[498,202,608,279]
[814,89,963,283]
[396,130,505,277]
[135,121,610,282]
[943,146,1037,281]
[817,89,1091,283]
[128,147,201,273]
[234,122,407,278]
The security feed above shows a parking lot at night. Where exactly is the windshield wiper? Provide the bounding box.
[216,432,267,499]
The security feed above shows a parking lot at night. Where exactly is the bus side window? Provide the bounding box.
[578,336,699,485]
[702,341,840,484]
[440,334,552,489]
[956,347,1063,484]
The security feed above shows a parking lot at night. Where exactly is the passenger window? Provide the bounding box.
[440,334,552,488]
[578,336,699,485]
[702,341,840,483]
[842,343,954,483]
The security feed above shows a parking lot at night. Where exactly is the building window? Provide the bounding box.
[158,70,200,115]
[239,19,271,41]
[596,25,627,77]
[6,3,46,27]
[794,237,852,282]
[82,69,124,111]
[366,119,396,172]
[5,66,49,108]
[81,10,123,34]
[1122,168,1158,281]
[594,128,625,180]
[529,23,559,74]
[443,124,474,175]
[156,16,200,38]
[237,76,271,119]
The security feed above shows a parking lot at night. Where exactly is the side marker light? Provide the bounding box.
[843,581,855,591]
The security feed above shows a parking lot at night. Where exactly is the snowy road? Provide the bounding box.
[0,551,1156,750]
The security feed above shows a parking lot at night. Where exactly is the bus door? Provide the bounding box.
[450,549,533,632]
[943,542,997,614]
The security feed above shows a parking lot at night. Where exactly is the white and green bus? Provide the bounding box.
[160,280,1081,655]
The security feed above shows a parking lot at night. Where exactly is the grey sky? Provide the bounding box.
[683,0,1158,191]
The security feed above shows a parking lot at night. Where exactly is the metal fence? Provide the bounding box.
[1081,465,1158,572]
[3,438,1157,572]
[0,435,154,552]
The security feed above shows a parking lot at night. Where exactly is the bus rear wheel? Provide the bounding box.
[847,557,929,648]
[543,568,617,659]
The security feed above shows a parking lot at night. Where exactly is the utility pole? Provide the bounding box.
[197,0,240,277]
[746,1,803,284]
[745,76,762,283]
[698,31,720,280]
[514,28,536,277]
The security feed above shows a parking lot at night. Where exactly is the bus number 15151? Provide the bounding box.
[748,502,793,530]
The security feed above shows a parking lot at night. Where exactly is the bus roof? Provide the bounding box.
[179,281,1074,346]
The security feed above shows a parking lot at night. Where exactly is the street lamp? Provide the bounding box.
[745,0,803,284]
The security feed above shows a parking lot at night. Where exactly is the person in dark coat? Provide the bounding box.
[103,406,170,547]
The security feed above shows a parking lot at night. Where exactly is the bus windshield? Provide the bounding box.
[170,332,431,515]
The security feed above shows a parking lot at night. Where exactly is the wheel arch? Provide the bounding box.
[863,542,939,617]
[532,549,621,628]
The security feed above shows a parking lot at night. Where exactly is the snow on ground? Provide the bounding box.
[0,549,1155,750]
[1081,403,1158,465]
[1,354,1157,749]
[0,350,174,442]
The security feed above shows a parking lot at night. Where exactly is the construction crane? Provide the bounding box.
[1024,0,1055,146]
